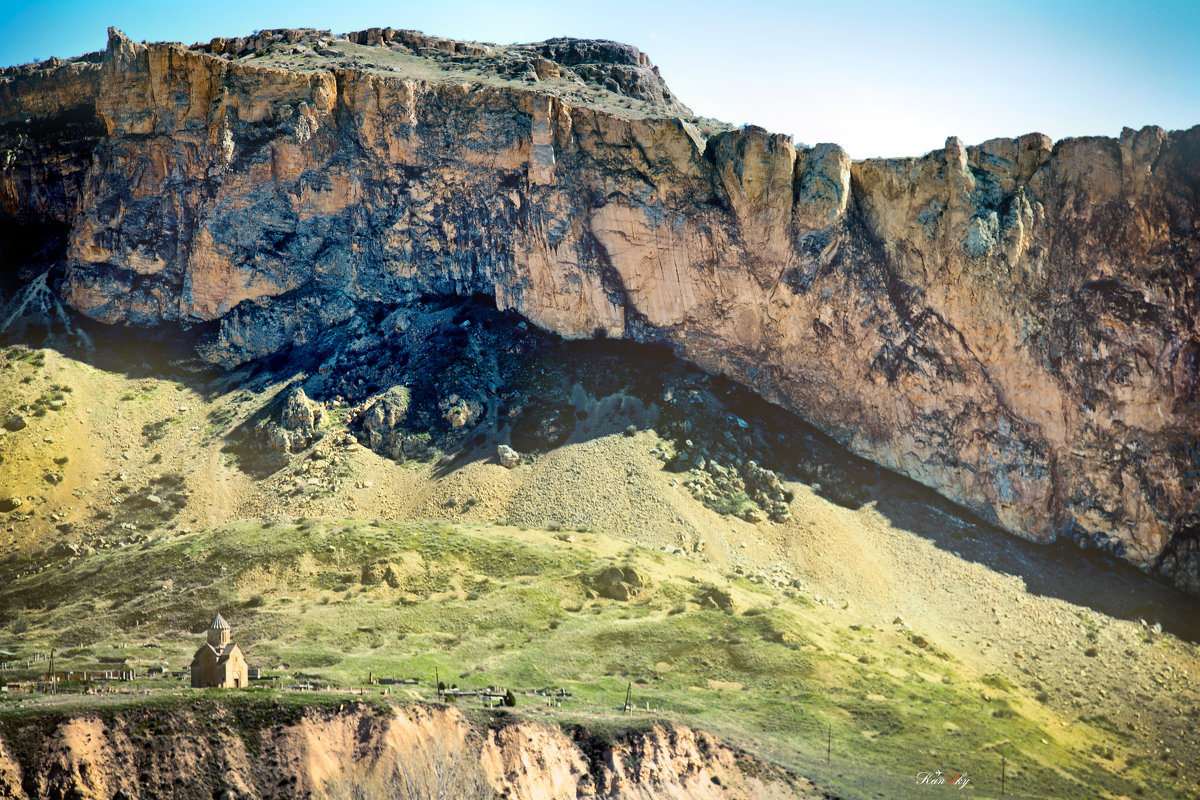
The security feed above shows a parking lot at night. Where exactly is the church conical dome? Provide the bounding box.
[206,612,232,647]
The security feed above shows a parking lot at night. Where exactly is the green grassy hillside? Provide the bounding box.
[0,517,1169,800]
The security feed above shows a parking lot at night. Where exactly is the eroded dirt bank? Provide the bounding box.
[0,699,823,800]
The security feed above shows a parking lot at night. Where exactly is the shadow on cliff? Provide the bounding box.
[665,367,1200,643]
[399,314,1200,644]
[381,307,1200,643]
[6,290,1198,643]
[803,476,1200,652]
[345,299,1200,643]
[0,282,228,393]
[855,470,1200,642]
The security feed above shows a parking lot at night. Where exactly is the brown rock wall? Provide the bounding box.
[2,27,1198,590]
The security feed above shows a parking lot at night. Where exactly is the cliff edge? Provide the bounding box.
[0,700,820,800]
[1,27,1197,592]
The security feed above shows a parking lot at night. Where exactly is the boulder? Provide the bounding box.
[361,555,423,589]
[593,565,648,601]
[280,387,324,432]
[257,386,325,455]
[497,444,520,468]
[697,585,740,614]
[438,394,483,429]
[361,386,411,458]
[362,561,404,588]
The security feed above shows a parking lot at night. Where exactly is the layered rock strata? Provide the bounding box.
[1,27,1197,591]
[0,701,815,800]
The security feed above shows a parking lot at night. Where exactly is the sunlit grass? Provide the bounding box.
[0,518,1168,799]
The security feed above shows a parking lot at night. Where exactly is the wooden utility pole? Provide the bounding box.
[49,649,55,694]
[624,682,632,715]
[826,722,831,763]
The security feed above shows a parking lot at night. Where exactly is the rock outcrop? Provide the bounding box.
[361,385,412,458]
[0,700,819,800]
[0,52,104,296]
[1,27,1198,592]
[248,385,326,457]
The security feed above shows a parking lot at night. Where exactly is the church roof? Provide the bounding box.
[191,642,242,664]
[209,612,230,631]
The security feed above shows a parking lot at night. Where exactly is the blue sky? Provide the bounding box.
[2,0,1197,158]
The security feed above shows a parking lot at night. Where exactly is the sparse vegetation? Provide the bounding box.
[0,517,1167,800]
[0,301,1195,800]
[141,417,176,442]
[325,736,496,800]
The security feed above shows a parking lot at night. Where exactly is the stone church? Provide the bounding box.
[190,612,248,688]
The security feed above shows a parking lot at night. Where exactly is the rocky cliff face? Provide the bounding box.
[0,701,818,799]
[1,27,1197,592]
[0,53,103,294]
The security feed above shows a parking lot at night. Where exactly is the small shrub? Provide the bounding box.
[142,419,175,442]
[981,674,1013,691]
